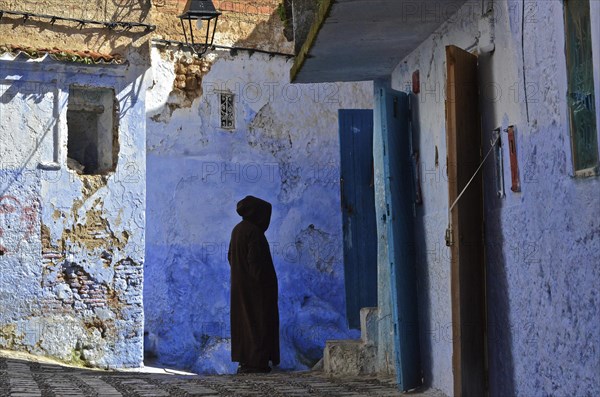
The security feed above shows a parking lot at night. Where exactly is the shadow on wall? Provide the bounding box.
[0,83,55,197]
[409,91,434,387]
[230,7,292,53]
[108,0,151,23]
[478,49,515,397]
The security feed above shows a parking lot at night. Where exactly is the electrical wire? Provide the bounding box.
[152,38,295,59]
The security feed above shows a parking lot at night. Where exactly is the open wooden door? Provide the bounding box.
[376,82,421,391]
[339,109,378,329]
[445,45,487,396]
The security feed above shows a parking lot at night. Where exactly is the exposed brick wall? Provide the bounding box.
[215,0,278,15]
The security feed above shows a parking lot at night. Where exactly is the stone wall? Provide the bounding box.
[0,0,151,57]
[144,46,372,373]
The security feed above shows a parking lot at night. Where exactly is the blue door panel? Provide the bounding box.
[339,109,378,329]
[375,82,421,391]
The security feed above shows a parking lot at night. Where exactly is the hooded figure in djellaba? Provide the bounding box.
[228,196,280,373]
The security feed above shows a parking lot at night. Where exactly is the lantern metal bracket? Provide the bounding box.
[178,0,221,56]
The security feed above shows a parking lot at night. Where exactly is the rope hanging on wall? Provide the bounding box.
[445,132,500,247]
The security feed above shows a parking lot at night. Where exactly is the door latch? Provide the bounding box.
[445,226,453,247]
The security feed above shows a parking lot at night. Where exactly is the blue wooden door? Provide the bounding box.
[339,109,378,329]
[375,82,421,391]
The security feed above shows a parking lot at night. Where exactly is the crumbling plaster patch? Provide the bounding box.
[37,173,144,368]
[149,52,213,122]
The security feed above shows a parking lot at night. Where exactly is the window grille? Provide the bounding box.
[220,93,235,129]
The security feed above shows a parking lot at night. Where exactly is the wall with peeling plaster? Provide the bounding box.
[0,56,148,368]
[388,1,600,395]
[145,47,372,373]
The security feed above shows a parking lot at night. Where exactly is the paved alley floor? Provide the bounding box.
[0,355,446,397]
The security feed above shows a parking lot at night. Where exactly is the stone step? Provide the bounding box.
[360,307,378,345]
[323,339,376,376]
[322,306,379,376]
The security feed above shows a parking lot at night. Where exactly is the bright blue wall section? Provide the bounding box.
[144,52,370,374]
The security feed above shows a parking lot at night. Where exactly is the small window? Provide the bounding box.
[564,0,598,175]
[220,92,235,129]
[67,87,118,175]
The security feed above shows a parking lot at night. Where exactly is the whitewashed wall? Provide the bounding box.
[390,0,600,395]
[0,57,148,368]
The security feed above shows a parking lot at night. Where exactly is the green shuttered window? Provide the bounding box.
[564,0,599,175]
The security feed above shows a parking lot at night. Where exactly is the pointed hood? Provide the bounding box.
[236,195,272,232]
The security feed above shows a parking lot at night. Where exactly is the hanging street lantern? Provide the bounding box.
[178,0,221,56]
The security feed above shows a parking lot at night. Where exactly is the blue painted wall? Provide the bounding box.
[144,49,372,373]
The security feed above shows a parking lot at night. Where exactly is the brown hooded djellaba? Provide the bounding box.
[228,196,280,371]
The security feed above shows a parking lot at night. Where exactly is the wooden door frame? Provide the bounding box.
[445,45,487,397]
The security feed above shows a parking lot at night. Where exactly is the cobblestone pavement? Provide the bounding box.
[0,356,447,397]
